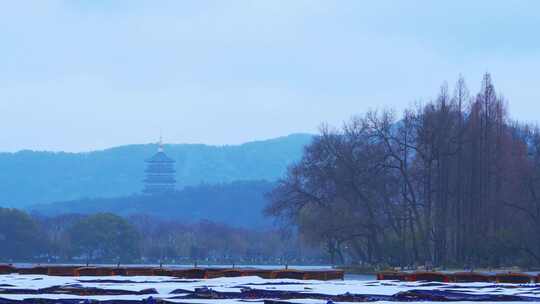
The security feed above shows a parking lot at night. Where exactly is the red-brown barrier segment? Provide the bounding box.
[407,271,451,282]
[152,268,210,279]
[153,268,207,279]
[303,269,345,280]
[176,268,208,279]
[76,267,116,276]
[495,272,532,283]
[6,266,343,280]
[0,264,15,274]
[452,272,493,283]
[376,271,409,281]
[205,269,244,279]
[272,270,306,280]
[152,268,170,276]
[16,266,49,275]
[376,271,537,283]
[47,266,80,276]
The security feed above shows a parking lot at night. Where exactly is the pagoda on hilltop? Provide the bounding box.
[143,137,176,194]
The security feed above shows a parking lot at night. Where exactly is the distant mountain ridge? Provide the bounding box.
[0,134,313,207]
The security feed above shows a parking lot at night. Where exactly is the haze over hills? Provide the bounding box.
[0,133,313,208]
[30,180,276,228]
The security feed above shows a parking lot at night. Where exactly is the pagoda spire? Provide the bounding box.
[143,136,176,195]
[158,135,164,152]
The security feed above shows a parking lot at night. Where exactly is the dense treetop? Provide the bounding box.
[0,208,45,260]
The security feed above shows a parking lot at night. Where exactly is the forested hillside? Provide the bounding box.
[30,180,275,228]
[0,134,312,207]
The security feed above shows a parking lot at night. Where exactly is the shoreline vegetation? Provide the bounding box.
[266,74,540,269]
[0,209,327,266]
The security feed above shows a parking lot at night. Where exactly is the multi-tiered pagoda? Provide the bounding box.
[143,139,176,195]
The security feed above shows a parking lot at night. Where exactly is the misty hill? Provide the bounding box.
[30,180,275,228]
[0,134,312,207]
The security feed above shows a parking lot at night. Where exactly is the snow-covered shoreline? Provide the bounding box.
[1,274,540,303]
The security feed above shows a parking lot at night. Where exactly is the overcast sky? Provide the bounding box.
[1,1,539,152]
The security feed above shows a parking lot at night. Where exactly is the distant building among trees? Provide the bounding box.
[143,138,176,194]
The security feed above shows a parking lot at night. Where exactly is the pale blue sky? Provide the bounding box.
[1,1,539,152]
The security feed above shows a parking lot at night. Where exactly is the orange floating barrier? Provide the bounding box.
[205,269,244,279]
[377,271,536,284]
[47,266,80,276]
[16,266,48,275]
[0,264,15,274]
[167,268,207,279]
[122,267,156,276]
[111,268,127,276]
[494,272,532,284]
[76,267,115,276]
[7,264,339,280]
[451,272,493,283]
[303,269,344,280]
[407,271,451,282]
[152,268,171,276]
[324,270,345,280]
[377,271,409,281]
[272,270,306,280]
